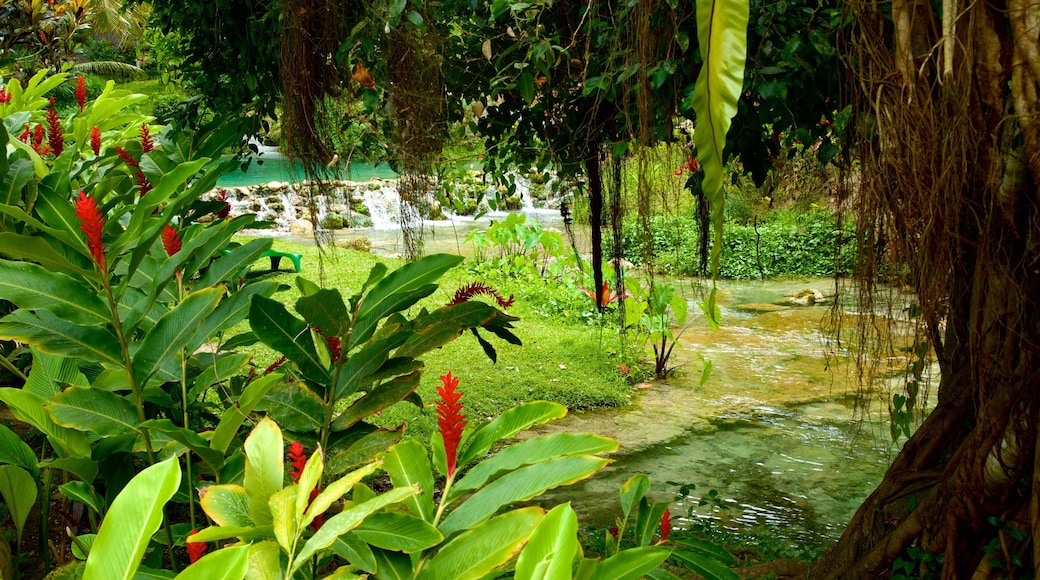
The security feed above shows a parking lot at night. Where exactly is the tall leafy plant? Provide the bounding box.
[247,253,521,474]
[0,71,277,570]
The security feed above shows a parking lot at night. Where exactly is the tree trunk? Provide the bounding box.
[586,143,605,311]
[809,0,1040,576]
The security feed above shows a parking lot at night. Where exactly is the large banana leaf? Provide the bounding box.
[82,457,181,580]
[691,0,749,275]
[417,507,544,580]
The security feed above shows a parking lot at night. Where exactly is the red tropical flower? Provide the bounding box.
[659,508,672,542]
[116,146,139,168]
[74,191,106,272]
[287,441,308,482]
[32,124,49,156]
[162,225,181,257]
[578,282,631,306]
[0,86,10,104]
[674,155,701,176]
[140,124,154,153]
[75,76,87,112]
[447,282,514,310]
[436,372,467,478]
[18,124,31,143]
[90,126,101,157]
[264,356,287,375]
[46,107,63,155]
[186,529,207,563]
[215,189,231,219]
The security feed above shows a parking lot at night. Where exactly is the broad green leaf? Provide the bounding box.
[516,72,536,104]
[620,475,651,522]
[0,232,95,278]
[691,0,749,275]
[59,481,104,516]
[382,439,435,522]
[140,419,224,473]
[589,546,671,580]
[395,301,513,359]
[0,388,91,457]
[259,380,325,433]
[247,541,283,580]
[439,455,609,537]
[326,428,403,475]
[0,158,33,208]
[349,254,463,350]
[348,285,437,352]
[189,525,274,543]
[24,347,88,398]
[270,485,299,553]
[417,507,543,580]
[192,237,272,288]
[0,465,37,546]
[40,457,98,485]
[187,353,251,402]
[334,333,412,399]
[671,538,736,566]
[669,547,740,580]
[210,373,282,454]
[451,433,617,501]
[458,401,567,466]
[0,309,122,366]
[172,545,248,580]
[199,484,253,527]
[301,461,381,531]
[331,534,377,574]
[48,387,140,438]
[243,418,284,526]
[0,260,109,325]
[0,422,39,476]
[295,448,324,522]
[133,287,224,387]
[331,371,420,431]
[646,568,686,580]
[290,486,418,576]
[515,503,578,580]
[249,296,330,383]
[635,501,669,547]
[351,512,442,553]
[295,288,350,338]
[370,548,413,580]
[83,457,180,580]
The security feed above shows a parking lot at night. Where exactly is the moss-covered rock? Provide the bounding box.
[321,214,344,229]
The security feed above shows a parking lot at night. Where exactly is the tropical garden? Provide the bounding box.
[0,0,1038,578]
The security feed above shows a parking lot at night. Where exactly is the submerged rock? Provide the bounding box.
[785,288,826,306]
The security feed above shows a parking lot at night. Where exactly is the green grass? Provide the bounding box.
[234,238,632,442]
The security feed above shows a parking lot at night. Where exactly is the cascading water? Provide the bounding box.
[362,185,403,228]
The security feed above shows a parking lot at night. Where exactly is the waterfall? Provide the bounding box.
[362,185,402,228]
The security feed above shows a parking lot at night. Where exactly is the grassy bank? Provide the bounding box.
[238,238,633,442]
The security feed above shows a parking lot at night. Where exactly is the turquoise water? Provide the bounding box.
[217,154,398,188]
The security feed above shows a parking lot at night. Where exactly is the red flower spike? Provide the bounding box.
[162,225,181,257]
[578,282,631,306]
[116,146,139,168]
[448,282,514,310]
[659,508,672,542]
[74,191,106,271]
[435,372,467,478]
[186,529,207,564]
[608,527,619,539]
[264,356,286,376]
[287,441,307,483]
[75,76,86,112]
[18,124,31,143]
[0,87,10,104]
[46,107,64,156]
[309,486,323,531]
[32,124,44,147]
[136,170,153,196]
[90,126,101,156]
[140,124,154,153]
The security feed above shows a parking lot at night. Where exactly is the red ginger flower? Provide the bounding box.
[90,126,101,156]
[75,76,86,112]
[47,106,64,156]
[186,529,207,563]
[578,282,631,306]
[448,282,514,310]
[18,124,31,143]
[0,86,10,104]
[140,124,154,153]
[215,189,231,219]
[287,441,308,482]
[674,155,701,176]
[659,508,672,542]
[436,372,467,478]
[116,146,139,167]
[162,225,181,257]
[32,124,49,156]
[74,191,106,271]
[264,356,287,375]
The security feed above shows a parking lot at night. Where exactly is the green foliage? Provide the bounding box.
[611,210,855,278]
[622,279,701,380]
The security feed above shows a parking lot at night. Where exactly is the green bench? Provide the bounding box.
[222,247,303,273]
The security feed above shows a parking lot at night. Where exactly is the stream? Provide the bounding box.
[227,162,929,551]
